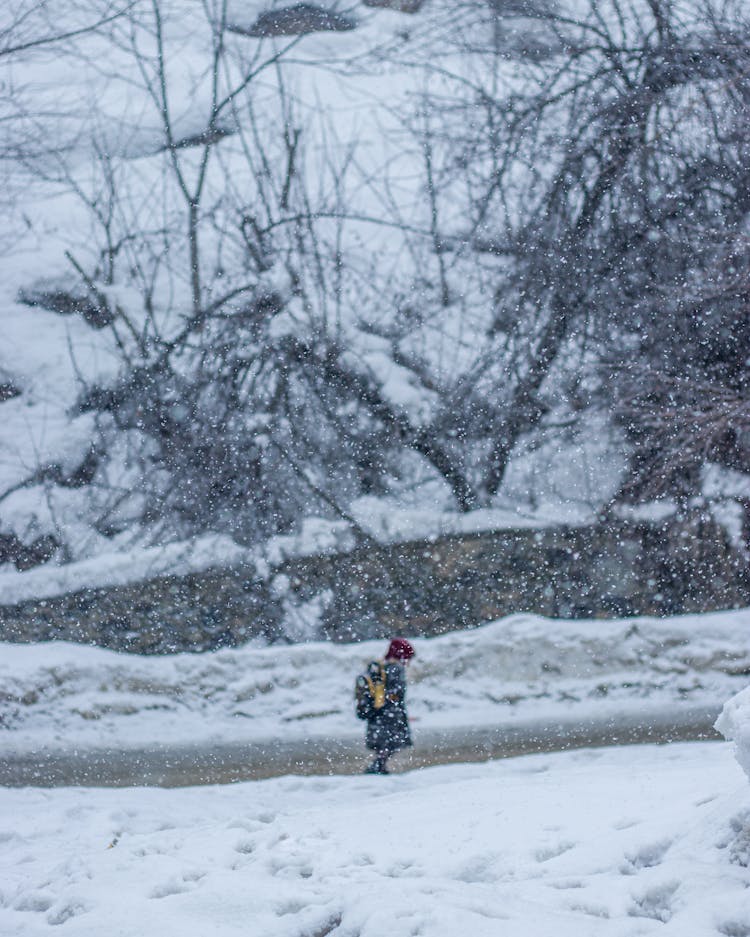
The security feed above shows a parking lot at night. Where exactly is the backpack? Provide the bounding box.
[355,660,387,720]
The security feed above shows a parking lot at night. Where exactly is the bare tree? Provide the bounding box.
[11,0,749,564]
[37,0,464,546]
[400,0,750,501]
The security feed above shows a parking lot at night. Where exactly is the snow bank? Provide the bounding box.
[717,686,750,783]
[0,535,255,607]
[0,742,748,937]
[2,608,750,753]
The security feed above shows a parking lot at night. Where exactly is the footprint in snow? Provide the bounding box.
[620,838,672,875]
[276,899,307,916]
[568,901,610,919]
[227,818,269,836]
[149,871,204,899]
[298,912,342,937]
[719,922,750,937]
[351,853,375,867]
[548,879,584,890]
[385,859,423,878]
[267,856,313,879]
[235,838,255,854]
[14,892,54,913]
[628,880,679,923]
[535,841,575,862]
[132,845,166,858]
[47,901,88,926]
[454,853,499,883]
[150,879,189,899]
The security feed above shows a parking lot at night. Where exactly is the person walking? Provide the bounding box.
[355,637,415,775]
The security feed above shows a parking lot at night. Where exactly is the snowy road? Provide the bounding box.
[0,704,721,787]
[3,610,745,787]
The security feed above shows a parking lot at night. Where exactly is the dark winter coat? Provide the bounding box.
[365,660,412,754]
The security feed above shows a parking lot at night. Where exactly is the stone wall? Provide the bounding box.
[0,569,279,653]
[1,514,748,653]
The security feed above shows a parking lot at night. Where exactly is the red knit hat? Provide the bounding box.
[385,637,415,661]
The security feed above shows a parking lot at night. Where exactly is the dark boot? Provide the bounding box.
[364,752,390,774]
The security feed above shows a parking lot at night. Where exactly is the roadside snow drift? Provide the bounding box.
[718,686,750,784]
[1,608,749,757]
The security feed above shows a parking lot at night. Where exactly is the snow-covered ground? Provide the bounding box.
[2,608,749,755]
[3,607,750,934]
[1,742,749,936]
